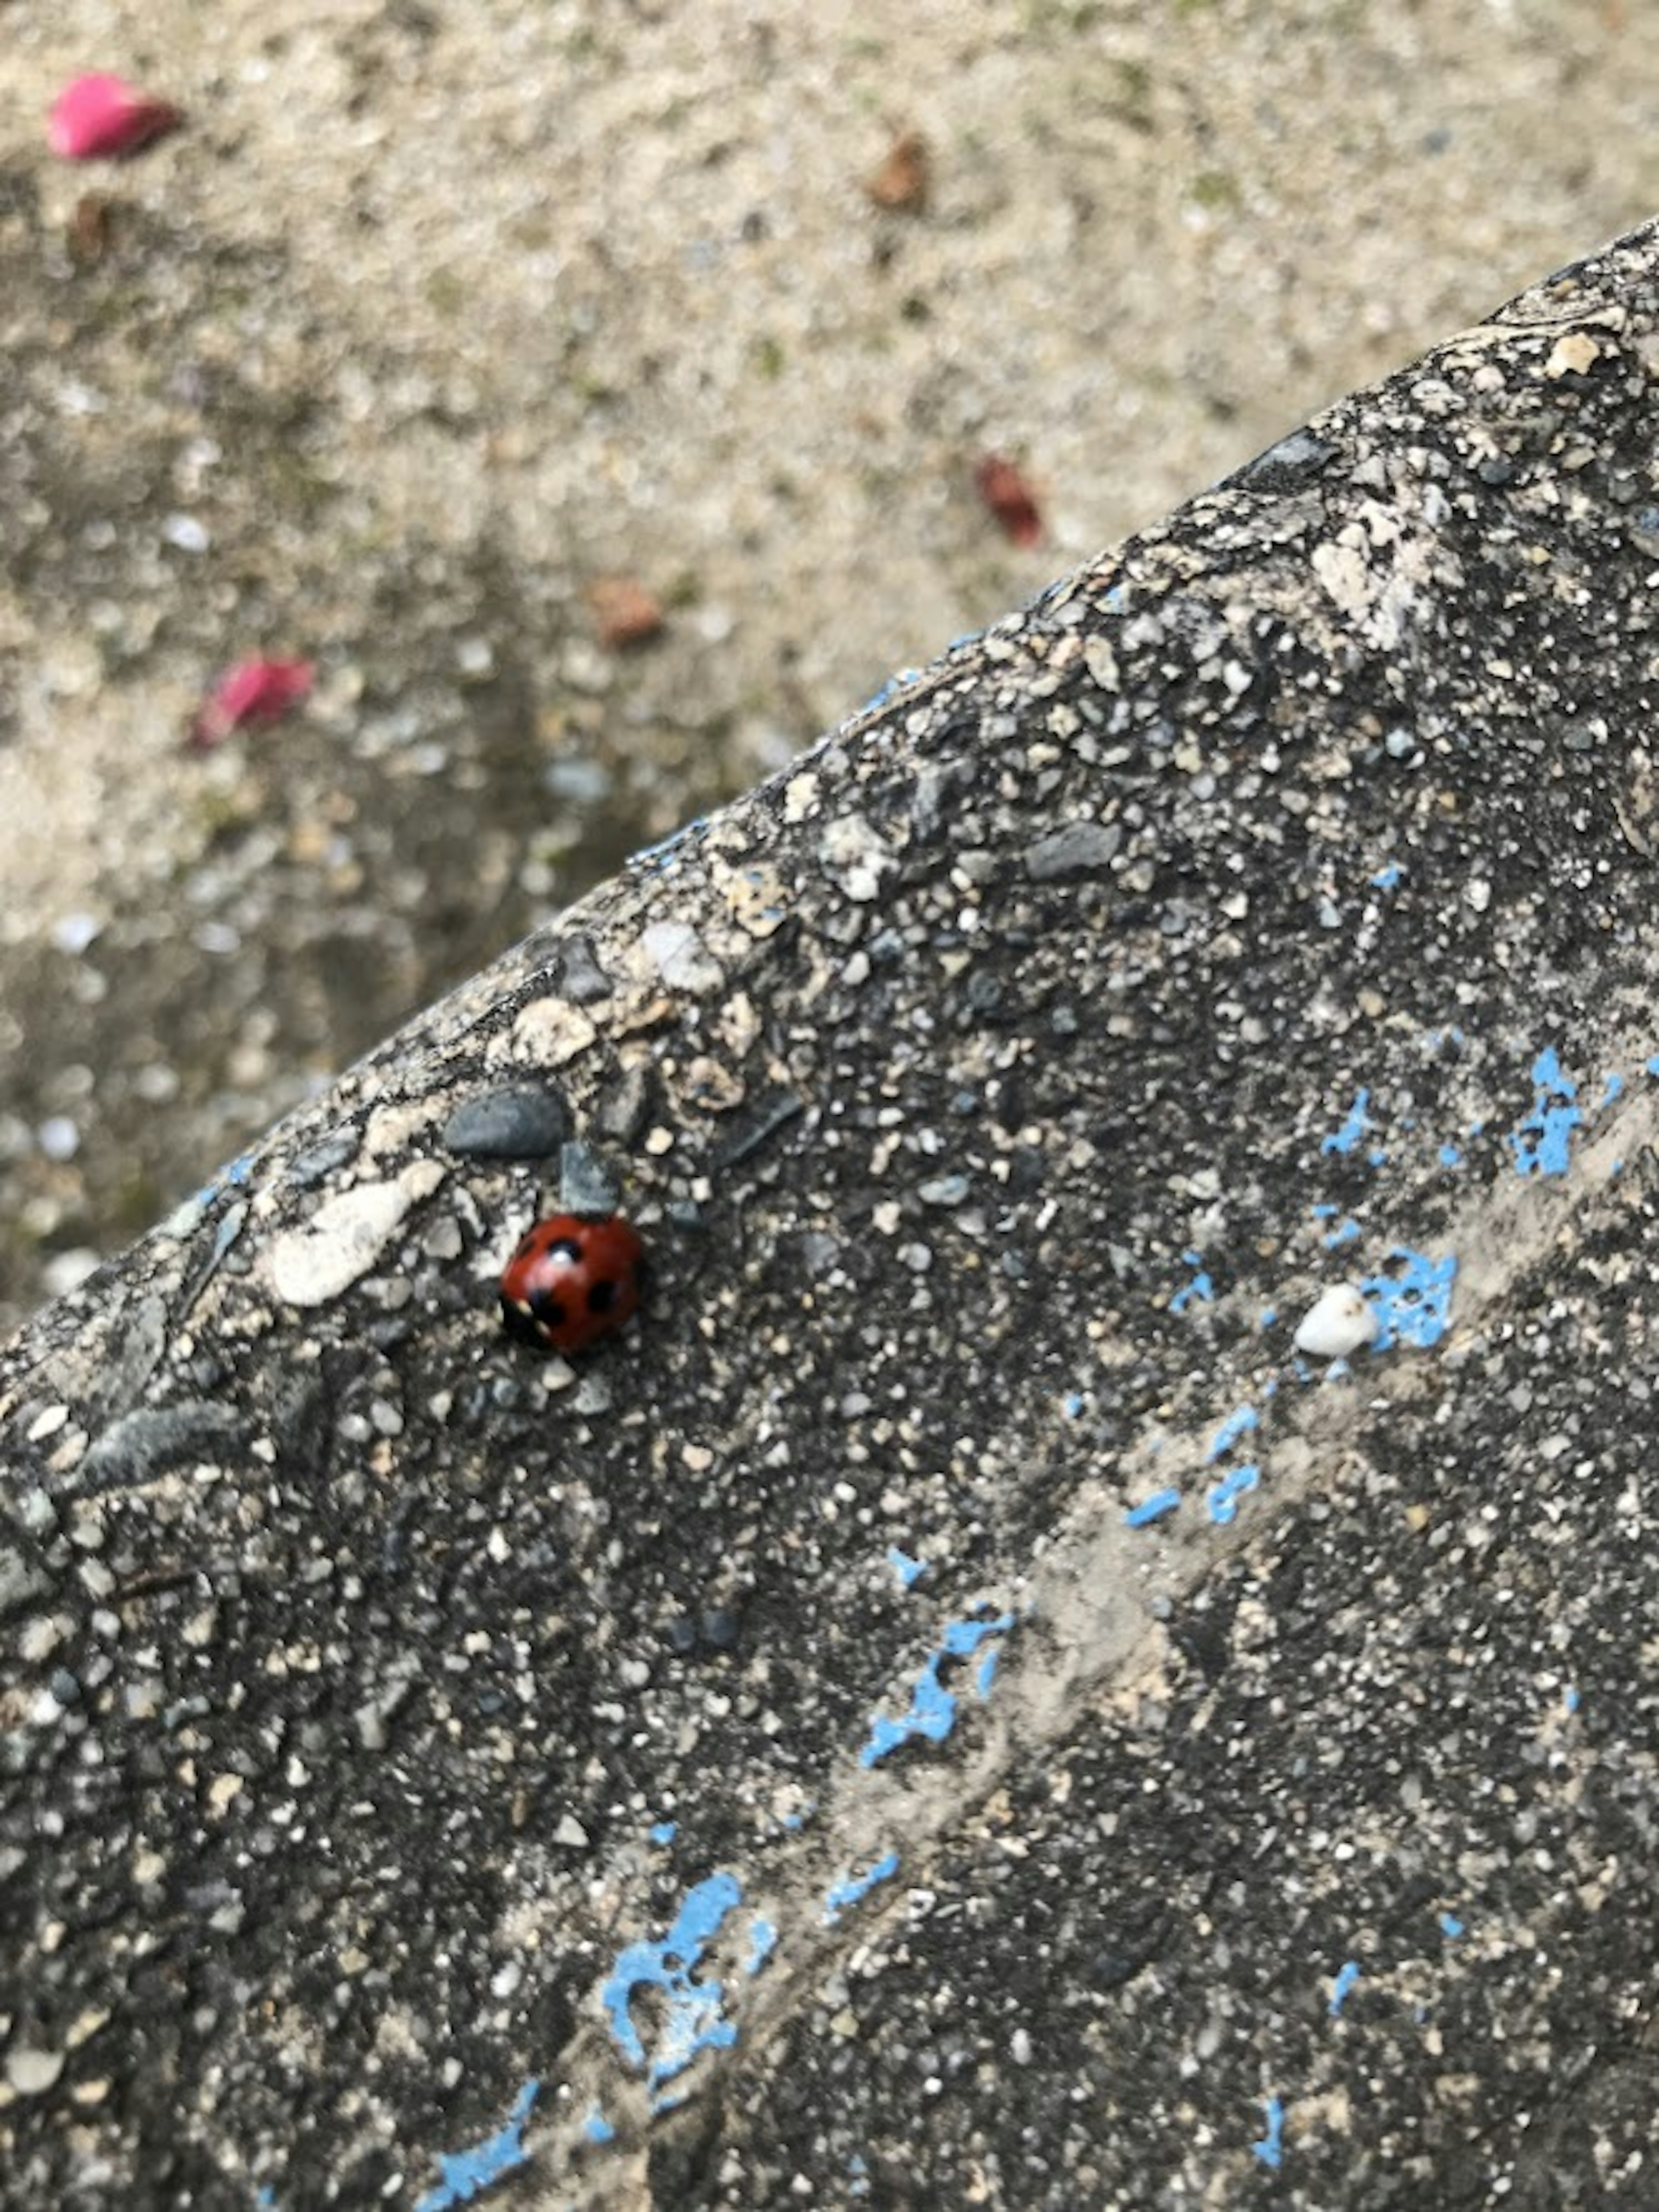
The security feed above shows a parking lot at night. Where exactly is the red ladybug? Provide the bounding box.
[500,1213,645,1354]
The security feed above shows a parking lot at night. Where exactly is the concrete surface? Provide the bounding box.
[4,213,1659,2206]
[2,0,1658,1335]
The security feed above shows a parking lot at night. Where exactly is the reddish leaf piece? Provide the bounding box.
[588,577,664,650]
[48,74,181,162]
[189,660,314,751]
[975,455,1044,548]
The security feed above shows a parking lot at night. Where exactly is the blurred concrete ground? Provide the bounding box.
[0,0,1654,1336]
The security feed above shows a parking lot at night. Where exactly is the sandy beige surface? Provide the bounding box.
[0,0,1654,1333]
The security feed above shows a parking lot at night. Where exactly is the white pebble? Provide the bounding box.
[1294,1284,1377,1360]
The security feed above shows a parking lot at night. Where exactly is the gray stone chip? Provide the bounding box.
[443,1084,570,1160]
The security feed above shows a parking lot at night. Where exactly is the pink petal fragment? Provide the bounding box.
[49,74,182,162]
[189,660,315,751]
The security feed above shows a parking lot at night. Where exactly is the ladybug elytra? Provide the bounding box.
[500,1212,644,1354]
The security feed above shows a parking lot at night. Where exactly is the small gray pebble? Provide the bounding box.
[1024,822,1121,881]
[559,1141,621,1216]
[555,935,613,1004]
[444,1085,569,1160]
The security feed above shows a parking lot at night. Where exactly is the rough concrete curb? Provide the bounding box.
[4,217,1659,2209]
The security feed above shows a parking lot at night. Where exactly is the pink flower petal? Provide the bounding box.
[189,660,314,751]
[48,74,181,162]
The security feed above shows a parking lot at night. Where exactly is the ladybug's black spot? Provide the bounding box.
[529,1290,568,1331]
[586,1278,618,1315]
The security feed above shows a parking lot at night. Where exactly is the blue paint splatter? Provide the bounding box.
[1259,1305,1277,1329]
[1062,1391,1085,1419]
[1439,1912,1464,1939]
[1321,1090,1370,1155]
[824,1850,901,1924]
[1170,1250,1213,1313]
[415,2080,539,2212]
[1329,1960,1360,2017]
[1510,1048,1582,1176]
[886,1547,926,1589]
[1370,862,1404,890]
[1647,1055,1659,1078]
[255,2192,276,2209]
[1207,1463,1260,1525]
[649,1821,677,1847]
[601,1875,747,2089]
[1362,1248,1456,1350]
[1252,2096,1285,2169]
[746,1918,778,1974]
[1601,1072,1624,1106]
[1311,1202,1336,1219]
[582,2107,614,2146]
[1564,1684,1580,1716]
[1125,1487,1181,1528]
[1322,1216,1361,1249]
[975,1647,1001,1697]
[859,1613,1016,1767]
[1206,1405,1259,1463]
[1438,1143,1462,1168]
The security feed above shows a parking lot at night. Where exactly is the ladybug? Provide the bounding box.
[500,1212,645,1354]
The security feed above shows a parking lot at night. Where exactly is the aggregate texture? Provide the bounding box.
[4,217,1659,2208]
[2,0,1658,1335]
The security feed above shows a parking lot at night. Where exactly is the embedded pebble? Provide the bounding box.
[265,1163,445,1308]
[641,919,724,995]
[559,1142,621,1217]
[6,2047,64,2097]
[1023,822,1121,880]
[443,1085,569,1160]
[77,1403,248,1493]
[1293,1284,1379,1360]
[554,935,613,1004]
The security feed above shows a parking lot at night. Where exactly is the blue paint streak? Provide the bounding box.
[1564,1684,1580,1715]
[859,1614,1016,1767]
[415,2080,539,2212]
[1601,1071,1624,1106]
[825,1849,901,1923]
[886,1547,926,1589]
[1205,1405,1259,1463]
[1311,1202,1336,1219]
[1321,1089,1370,1155]
[1329,1960,1360,2017]
[1170,1250,1213,1314]
[1322,1216,1361,1249]
[1125,1487,1181,1528]
[1510,1047,1582,1176]
[1362,1248,1457,1350]
[1207,1462,1260,1526]
[582,2107,614,2146]
[1439,1912,1464,1939]
[746,1917,778,1974]
[975,1648,1000,1697]
[1252,2096,1285,2169]
[1370,862,1404,889]
[1647,1055,1659,1078]
[649,1821,677,1847]
[601,1875,744,2087]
